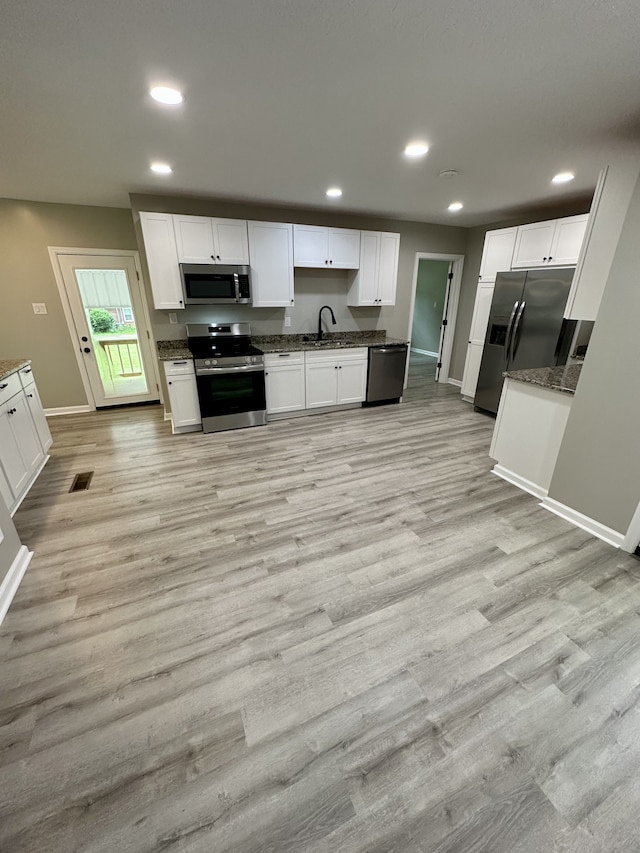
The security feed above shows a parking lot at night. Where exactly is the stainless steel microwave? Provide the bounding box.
[180,264,252,305]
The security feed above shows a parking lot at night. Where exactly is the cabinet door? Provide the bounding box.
[336,359,367,404]
[11,393,43,476]
[293,225,328,267]
[305,361,338,408]
[479,227,517,281]
[327,228,360,269]
[212,219,250,264]
[166,374,201,428]
[139,212,184,309]
[0,462,13,510]
[348,231,379,306]
[511,221,555,268]
[248,221,294,307]
[24,381,52,453]
[469,283,495,344]
[378,232,400,305]
[265,365,306,413]
[0,406,31,497]
[173,215,216,263]
[548,215,588,266]
[461,342,485,400]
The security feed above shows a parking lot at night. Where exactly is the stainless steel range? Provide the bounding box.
[186,323,266,434]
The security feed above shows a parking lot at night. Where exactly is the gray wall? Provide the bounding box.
[450,200,592,381]
[0,495,22,589]
[411,259,449,353]
[129,193,468,344]
[548,171,640,534]
[0,198,138,408]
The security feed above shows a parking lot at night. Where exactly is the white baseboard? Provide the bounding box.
[540,496,625,549]
[622,500,640,553]
[447,378,462,388]
[0,546,33,626]
[411,347,439,357]
[44,405,92,417]
[492,465,548,500]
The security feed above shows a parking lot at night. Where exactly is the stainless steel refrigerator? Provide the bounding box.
[474,268,574,415]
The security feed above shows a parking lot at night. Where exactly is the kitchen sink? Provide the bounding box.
[310,340,341,347]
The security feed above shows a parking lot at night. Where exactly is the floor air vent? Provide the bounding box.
[69,471,94,493]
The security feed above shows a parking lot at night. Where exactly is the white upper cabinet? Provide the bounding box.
[348,231,400,306]
[293,225,360,268]
[139,212,184,310]
[248,221,294,308]
[479,227,517,281]
[511,215,588,268]
[173,215,249,265]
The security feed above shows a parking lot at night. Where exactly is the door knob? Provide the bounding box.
[83,347,91,353]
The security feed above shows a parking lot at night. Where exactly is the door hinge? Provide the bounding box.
[136,270,140,280]
[156,383,159,392]
[442,319,448,327]
[437,362,442,368]
[448,272,453,281]
[147,330,150,339]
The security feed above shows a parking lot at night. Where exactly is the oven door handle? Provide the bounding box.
[197,364,264,375]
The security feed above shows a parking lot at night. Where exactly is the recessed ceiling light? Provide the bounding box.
[404,142,429,158]
[326,187,342,198]
[448,202,463,212]
[150,162,172,175]
[552,171,575,184]
[149,86,184,105]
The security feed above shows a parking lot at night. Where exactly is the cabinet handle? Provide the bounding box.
[173,361,188,365]
[0,383,7,390]
[8,408,16,415]
[22,368,32,374]
[278,353,291,358]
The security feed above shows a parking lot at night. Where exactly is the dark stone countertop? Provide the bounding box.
[0,359,31,381]
[254,331,408,353]
[504,364,582,395]
[157,341,193,361]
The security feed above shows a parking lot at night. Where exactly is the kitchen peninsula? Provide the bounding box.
[489,363,582,500]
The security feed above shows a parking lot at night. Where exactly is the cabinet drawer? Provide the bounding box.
[305,347,368,362]
[163,359,195,377]
[265,351,304,366]
[17,364,35,389]
[0,372,21,406]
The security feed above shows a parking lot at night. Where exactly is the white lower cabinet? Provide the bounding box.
[304,348,368,409]
[0,365,51,514]
[163,361,201,433]
[265,353,305,414]
[461,342,485,400]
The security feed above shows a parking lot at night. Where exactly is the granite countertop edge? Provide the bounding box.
[0,359,32,382]
[156,333,408,359]
[503,364,582,395]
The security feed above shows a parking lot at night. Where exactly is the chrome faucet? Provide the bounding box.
[317,305,337,341]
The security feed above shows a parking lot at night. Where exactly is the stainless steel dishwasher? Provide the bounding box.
[365,343,408,405]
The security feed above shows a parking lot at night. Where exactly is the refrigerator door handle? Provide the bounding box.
[510,300,526,362]
[505,300,520,361]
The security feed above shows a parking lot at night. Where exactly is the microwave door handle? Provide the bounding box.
[504,300,519,362]
[234,273,240,302]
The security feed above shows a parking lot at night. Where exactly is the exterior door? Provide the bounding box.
[55,253,159,408]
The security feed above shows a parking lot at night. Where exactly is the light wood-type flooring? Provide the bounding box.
[2,353,640,852]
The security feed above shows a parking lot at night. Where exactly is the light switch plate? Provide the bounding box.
[32,303,47,314]
[284,316,291,327]
[168,312,178,324]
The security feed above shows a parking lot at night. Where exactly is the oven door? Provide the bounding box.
[195,364,267,432]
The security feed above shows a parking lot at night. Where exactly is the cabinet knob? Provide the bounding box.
[329,260,333,265]
[81,336,88,342]
[217,255,221,260]
[211,255,215,260]
[339,365,342,369]
[325,260,328,265]
[334,366,338,370]
[543,257,547,261]
[28,393,33,398]
[548,256,553,261]
[291,299,294,304]
[83,347,91,353]
[168,381,172,385]
[8,408,16,415]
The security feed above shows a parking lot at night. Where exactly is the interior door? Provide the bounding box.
[56,253,159,408]
[434,263,453,382]
[509,269,573,371]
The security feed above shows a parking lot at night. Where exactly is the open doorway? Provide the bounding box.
[405,252,464,387]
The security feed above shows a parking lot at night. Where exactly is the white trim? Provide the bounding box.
[10,456,49,517]
[47,247,162,411]
[492,465,548,500]
[0,546,33,626]
[447,378,462,388]
[622,499,640,553]
[405,252,465,387]
[410,347,439,357]
[540,496,625,549]
[44,405,93,417]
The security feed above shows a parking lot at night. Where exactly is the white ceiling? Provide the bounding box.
[2,0,640,226]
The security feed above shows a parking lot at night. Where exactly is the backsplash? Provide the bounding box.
[150,268,382,341]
